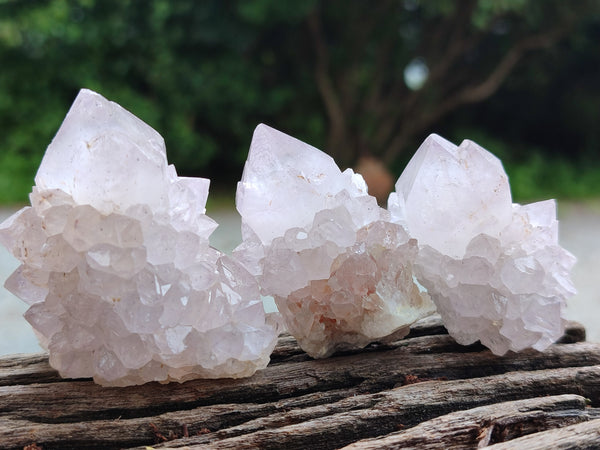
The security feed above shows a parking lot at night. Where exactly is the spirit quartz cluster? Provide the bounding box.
[0,90,577,387]
[236,127,576,357]
[0,90,278,386]
[235,125,435,358]
[388,135,577,354]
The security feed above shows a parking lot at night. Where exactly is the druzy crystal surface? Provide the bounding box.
[0,90,278,386]
[388,134,576,355]
[235,124,434,358]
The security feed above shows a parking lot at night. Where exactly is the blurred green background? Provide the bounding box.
[1,0,600,204]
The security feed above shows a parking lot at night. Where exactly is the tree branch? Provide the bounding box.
[382,19,576,164]
[371,1,478,152]
[425,0,479,84]
[307,8,347,159]
[452,28,569,105]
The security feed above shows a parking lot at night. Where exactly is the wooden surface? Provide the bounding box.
[0,316,599,449]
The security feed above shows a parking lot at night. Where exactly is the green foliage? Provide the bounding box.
[0,0,322,204]
[472,0,529,29]
[0,0,599,204]
[0,151,39,204]
[508,155,600,202]
[447,129,600,202]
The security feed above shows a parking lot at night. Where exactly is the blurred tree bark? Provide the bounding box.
[305,0,595,167]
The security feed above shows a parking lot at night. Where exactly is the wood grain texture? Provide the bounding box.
[0,318,598,450]
[342,395,599,449]
[486,418,600,449]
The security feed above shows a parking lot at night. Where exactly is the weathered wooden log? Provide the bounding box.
[486,418,600,449]
[139,370,600,450]
[5,338,600,421]
[2,365,599,449]
[0,353,61,387]
[0,318,597,450]
[341,394,598,449]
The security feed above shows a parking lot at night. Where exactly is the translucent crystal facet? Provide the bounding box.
[0,90,278,386]
[389,134,576,355]
[235,124,434,358]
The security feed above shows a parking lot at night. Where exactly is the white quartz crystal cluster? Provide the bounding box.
[388,134,577,355]
[0,90,278,386]
[0,89,578,380]
[235,124,435,358]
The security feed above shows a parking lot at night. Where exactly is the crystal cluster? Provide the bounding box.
[0,90,278,386]
[388,134,576,354]
[235,124,434,358]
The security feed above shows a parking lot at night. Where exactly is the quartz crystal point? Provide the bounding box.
[0,89,278,386]
[388,134,577,355]
[235,124,434,358]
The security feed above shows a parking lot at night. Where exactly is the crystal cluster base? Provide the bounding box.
[388,134,576,354]
[235,125,434,358]
[0,90,278,386]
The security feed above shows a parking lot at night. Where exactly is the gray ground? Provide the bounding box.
[0,201,598,356]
